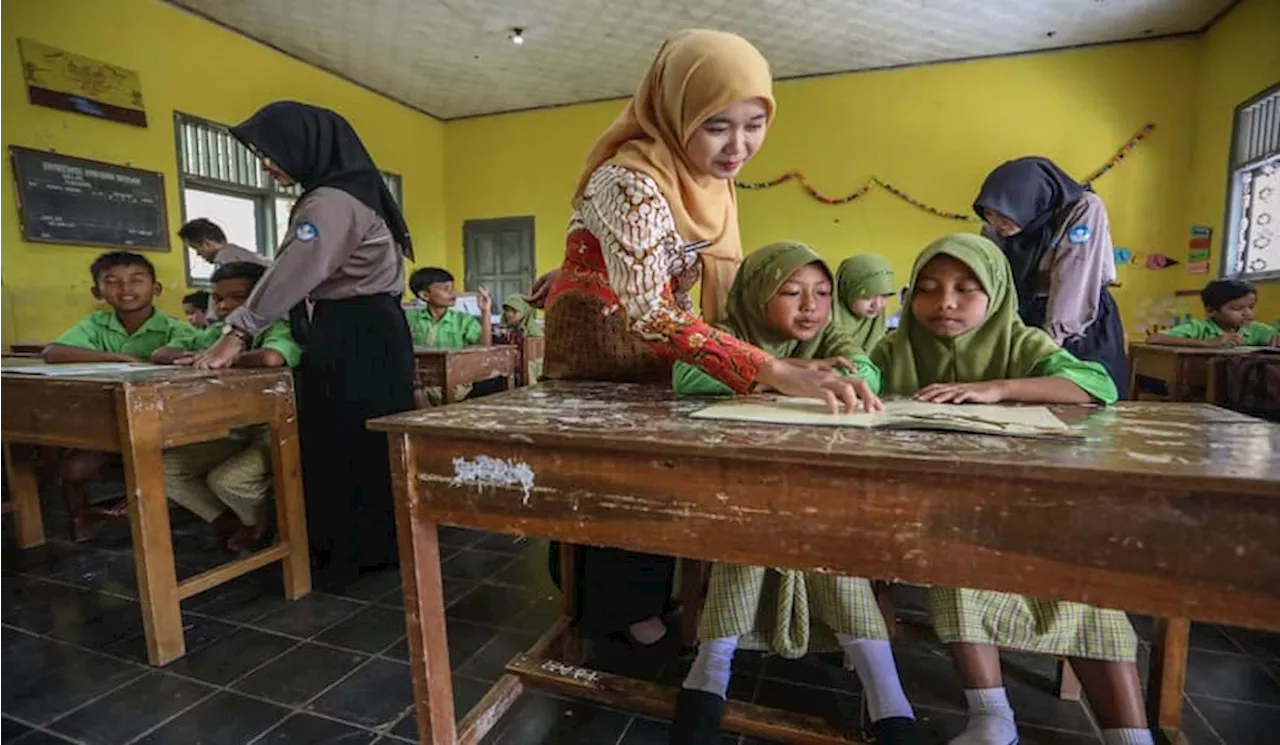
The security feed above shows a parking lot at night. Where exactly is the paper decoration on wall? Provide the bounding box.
[1112,247,1180,270]
[1187,225,1212,274]
[1145,253,1179,270]
[18,38,147,127]
[1113,247,1133,265]
[737,123,1156,218]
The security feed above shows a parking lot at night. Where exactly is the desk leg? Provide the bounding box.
[1147,617,1190,738]
[116,387,184,666]
[4,444,46,548]
[269,394,311,599]
[443,365,456,405]
[390,433,457,743]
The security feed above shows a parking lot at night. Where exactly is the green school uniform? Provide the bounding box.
[171,321,303,368]
[872,233,1134,662]
[676,240,889,657]
[1160,318,1276,346]
[832,254,895,351]
[501,295,543,337]
[405,307,482,348]
[54,309,195,359]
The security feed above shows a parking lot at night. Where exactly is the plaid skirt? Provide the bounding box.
[930,588,1137,662]
[700,564,889,659]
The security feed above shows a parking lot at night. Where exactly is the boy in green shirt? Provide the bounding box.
[42,251,195,540]
[1148,279,1278,348]
[152,262,302,553]
[404,267,492,348]
[43,251,194,363]
[404,267,493,405]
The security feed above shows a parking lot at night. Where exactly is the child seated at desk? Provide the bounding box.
[404,267,494,404]
[829,254,895,351]
[670,242,915,745]
[183,290,211,329]
[870,233,1148,745]
[496,294,543,343]
[1146,279,1278,348]
[152,262,302,553]
[42,251,196,540]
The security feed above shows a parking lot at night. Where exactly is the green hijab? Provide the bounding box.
[722,241,862,361]
[871,233,1061,395]
[832,254,895,351]
[501,295,543,337]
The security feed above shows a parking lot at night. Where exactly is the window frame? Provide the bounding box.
[1220,84,1280,283]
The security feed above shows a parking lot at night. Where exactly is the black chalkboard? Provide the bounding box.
[9,147,169,251]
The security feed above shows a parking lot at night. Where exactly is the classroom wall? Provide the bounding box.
[442,38,1203,335]
[1183,0,1280,321]
[1,0,446,346]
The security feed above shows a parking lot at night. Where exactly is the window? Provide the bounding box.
[1223,85,1280,281]
[174,112,404,285]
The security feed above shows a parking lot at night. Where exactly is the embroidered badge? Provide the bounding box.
[1068,225,1092,244]
[295,221,319,242]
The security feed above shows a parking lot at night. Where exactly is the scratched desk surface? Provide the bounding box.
[370,381,1280,492]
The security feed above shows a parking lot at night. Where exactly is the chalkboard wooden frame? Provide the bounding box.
[9,146,170,252]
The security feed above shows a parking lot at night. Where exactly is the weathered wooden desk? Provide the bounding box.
[369,382,1280,745]
[1127,342,1262,402]
[1,364,312,665]
[413,346,520,404]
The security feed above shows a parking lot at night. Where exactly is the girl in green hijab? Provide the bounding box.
[671,242,919,745]
[871,233,1148,745]
[500,295,543,338]
[831,254,896,351]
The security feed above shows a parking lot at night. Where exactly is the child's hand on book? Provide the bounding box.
[913,381,1007,404]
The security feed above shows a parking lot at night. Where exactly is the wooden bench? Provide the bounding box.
[369,383,1279,745]
[413,345,520,404]
[2,363,311,665]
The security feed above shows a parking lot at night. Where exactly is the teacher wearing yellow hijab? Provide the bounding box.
[539,29,875,656]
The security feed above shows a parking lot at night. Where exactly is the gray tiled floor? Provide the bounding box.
[3,510,1278,744]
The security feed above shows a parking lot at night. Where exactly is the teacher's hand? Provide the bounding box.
[756,358,884,415]
[524,269,560,309]
[181,334,244,370]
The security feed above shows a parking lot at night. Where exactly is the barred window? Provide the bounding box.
[174,112,402,285]
[1222,85,1280,281]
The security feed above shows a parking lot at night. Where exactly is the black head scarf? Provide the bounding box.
[231,101,413,259]
[973,156,1086,310]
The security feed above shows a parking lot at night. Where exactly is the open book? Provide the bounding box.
[1,362,169,377]
[690,397,1081,440]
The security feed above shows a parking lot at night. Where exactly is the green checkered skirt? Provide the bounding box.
[699,564,889,659]
[930,588,1137,661]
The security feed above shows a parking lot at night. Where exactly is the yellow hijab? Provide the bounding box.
[573,29,775,325]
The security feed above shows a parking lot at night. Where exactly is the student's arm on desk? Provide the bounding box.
[150,346,188,364]
[234,349,287,368]
[41,344,138,363]
[1145,333,1224,348]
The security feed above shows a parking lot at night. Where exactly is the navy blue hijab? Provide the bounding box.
[232,101,413,259]
[974,157,1086,309]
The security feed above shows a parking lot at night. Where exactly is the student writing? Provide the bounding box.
[1147,278,1278,348]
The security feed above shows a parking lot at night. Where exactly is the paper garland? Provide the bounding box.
[736,123,1157,220]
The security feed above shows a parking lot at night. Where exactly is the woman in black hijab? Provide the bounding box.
[974,157,1129,397]
[190,101,416,579]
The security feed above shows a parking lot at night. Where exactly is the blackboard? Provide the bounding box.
[9,147,169,251]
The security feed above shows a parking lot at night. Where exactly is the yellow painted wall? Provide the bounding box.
[2,0,445,345]
[443,38,1203,335]
[1183,0,1280,321]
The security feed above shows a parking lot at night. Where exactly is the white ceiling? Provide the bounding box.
[169,0,1234,120]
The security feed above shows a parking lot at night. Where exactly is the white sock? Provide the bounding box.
[836,635,915,721]
[1102,728,1154,745]
[682,636,738,699]
[951,687,1017,745]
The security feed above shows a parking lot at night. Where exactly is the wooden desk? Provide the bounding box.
[1127,343,1262,402]
[1,364,311,665]
[413,345,520,404]
[517,336,545,387]
[8,343,46,356]
[370,383,1279,745]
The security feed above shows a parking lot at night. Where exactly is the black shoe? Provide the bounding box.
[868,716,925,745]
[669,689,725,745]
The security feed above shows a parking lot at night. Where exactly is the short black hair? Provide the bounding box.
[1201,279,1256,310]
[409,267,454,295]
[211,261,268,286]
[182,290,210,308]
[178,218,227,245]
[90,251,156,284]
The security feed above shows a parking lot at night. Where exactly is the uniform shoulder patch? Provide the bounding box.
[295,221,319,243]
[1068,224,1092,244]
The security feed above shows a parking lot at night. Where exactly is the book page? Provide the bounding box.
[690,397,1077,439]
[1,362,169,376]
